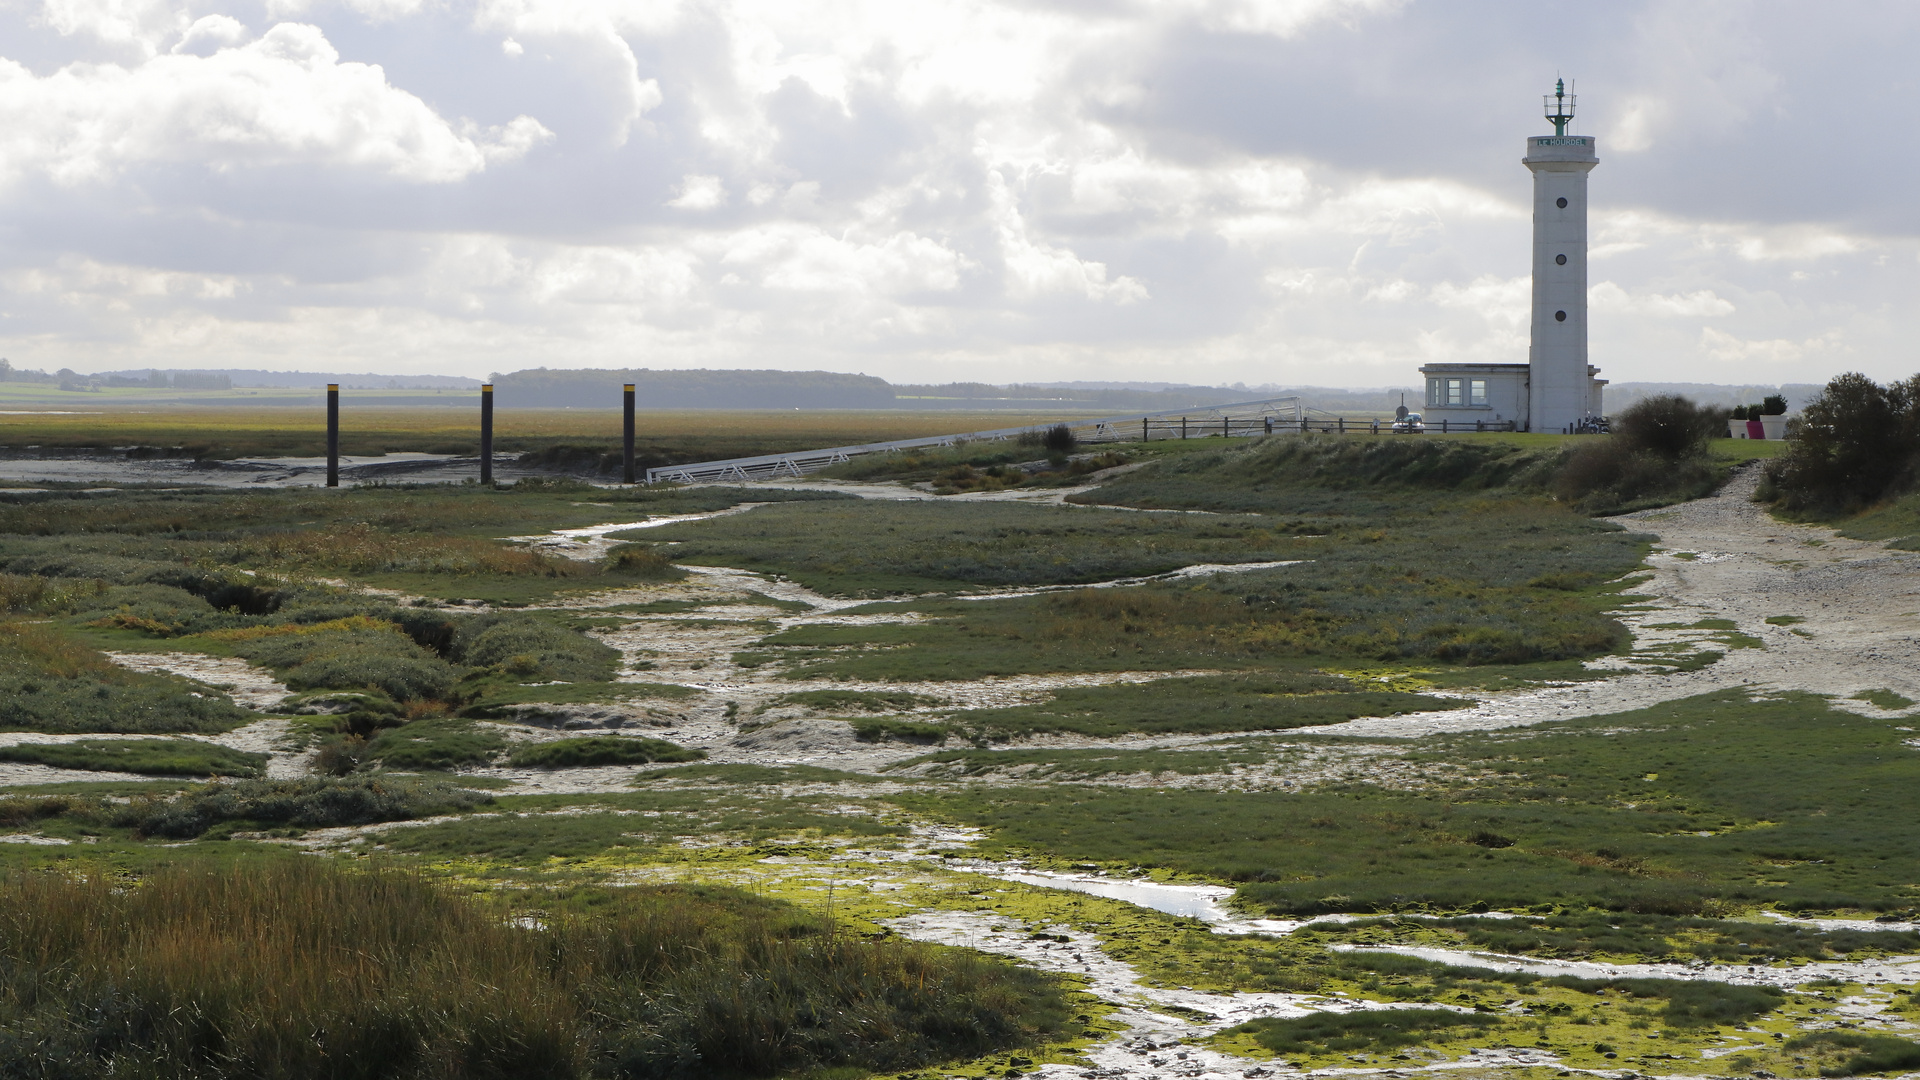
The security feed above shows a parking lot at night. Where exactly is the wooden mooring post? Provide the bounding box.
[479,383,494,486]
[325,383,339,488]
[623,383,637,484]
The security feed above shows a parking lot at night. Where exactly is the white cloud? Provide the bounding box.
[0,22,547,184]
[3,0,1920,387]
[35,0,184,53]
[1699,327,1848,368]
[172,14,250,55]
[667,174,727,210]
[1590,282,1734,317]
[990,171,1147,304]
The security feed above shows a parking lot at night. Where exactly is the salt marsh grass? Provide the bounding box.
[0,861,1068,1078]
[0,739,265,778]
[507,736,703,768]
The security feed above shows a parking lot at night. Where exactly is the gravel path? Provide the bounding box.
[1291,464,1920,740]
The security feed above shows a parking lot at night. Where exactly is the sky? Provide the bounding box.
[0,0,1915,387]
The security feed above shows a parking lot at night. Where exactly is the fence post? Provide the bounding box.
[326,383,339,488]
[1442,419,1449,433]
[1223,417,1230,438]
[479,383,494,486]
[1371,419,1379,434]
[623,383,637,484]
[1181,417,1187,439]
[1143,417,1148,442]
[1337,416,1344,434]
[1265,416,1273,435]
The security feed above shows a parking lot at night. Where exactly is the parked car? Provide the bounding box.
[1391,412,1425,434]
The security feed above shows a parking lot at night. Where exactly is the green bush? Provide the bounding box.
[119,775,492,838]
[227,625,457,702]
[452,613,621,683]
[508,736,705,768]
[850,718,949,744]
[1227,1008,1499,1056]
[365,719,506,771]
[0,739,265,778]
[1784,1031,1920,1076]
[606,543,687,581]
[1612,394,1727,458]
[0,620,251,735]
[1764,372,1920,513]
[1555,395,1726,514]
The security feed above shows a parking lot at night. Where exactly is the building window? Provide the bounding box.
[1426,378,1440,407]
[1446,379,1465,406]
[1469,379,1488,406]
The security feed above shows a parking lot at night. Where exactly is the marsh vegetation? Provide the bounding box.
[0,422,1909,1078]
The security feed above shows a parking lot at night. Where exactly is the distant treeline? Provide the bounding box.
[0,359,1838,418]
[488,368,897,409]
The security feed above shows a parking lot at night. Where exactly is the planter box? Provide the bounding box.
[1760,415,1789,440]
[1728,419,1748,439]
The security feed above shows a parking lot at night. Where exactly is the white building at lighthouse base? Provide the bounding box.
[1418,361,1605,431]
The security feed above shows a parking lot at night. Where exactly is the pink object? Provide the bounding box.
[1747,419,1766,439]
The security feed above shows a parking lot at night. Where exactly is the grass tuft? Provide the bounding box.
[508,736,705,768]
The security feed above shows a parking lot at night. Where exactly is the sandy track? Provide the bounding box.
[1288,464,1920,741]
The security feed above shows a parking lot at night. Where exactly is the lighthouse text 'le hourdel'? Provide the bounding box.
[1419,81,1606,433]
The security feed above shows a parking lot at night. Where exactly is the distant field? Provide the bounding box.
[0,406,1108,462]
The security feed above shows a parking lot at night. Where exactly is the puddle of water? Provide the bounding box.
[506,505,764,562]
[952,561,1305,602]
[1329,943,1920,989]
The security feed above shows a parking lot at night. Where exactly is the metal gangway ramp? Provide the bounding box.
[645,397,1305,484]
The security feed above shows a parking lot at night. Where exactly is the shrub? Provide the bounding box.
[0,739,266,778]
[1763,372,1920,513]
[1041,423,1076,453]
[118,775,492,838]
[1611,394,1726,458]
[1226,1008,1500,1056]
[607,543,687,581]
[508,736,704,768]
[365,719,506,771]
[226,624,458,702]
[1763,394,1788,416]
[0,620,251,735]
[1784,1031,1920,1076]
[452,613,620,682]
[1555,395,1725,514]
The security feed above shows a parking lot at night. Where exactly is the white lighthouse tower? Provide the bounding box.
[1525,80,1602,433]
[1418,81,1606,432]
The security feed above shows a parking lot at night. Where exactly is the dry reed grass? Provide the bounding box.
[0,861,1067,1078]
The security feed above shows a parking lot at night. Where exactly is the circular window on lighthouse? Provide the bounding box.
[1556,254,1567,265]
[1555,310,1567,322]
[1556,197,1568,208]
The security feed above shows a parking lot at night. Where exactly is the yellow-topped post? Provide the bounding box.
[325,384,339,487]
[623,383,636,484]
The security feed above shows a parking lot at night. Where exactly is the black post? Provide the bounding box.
[326,383,339,487]
[479,383,494,486]
[1223,417,1229,438]
[623,383,636,484]
[1337,416,1344,434]
[1181,417,1187,439]
[1142,417,1148,442]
